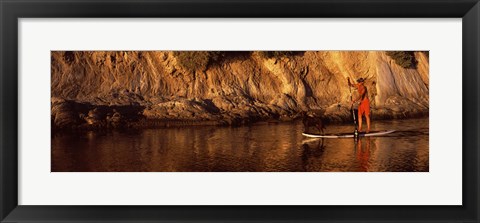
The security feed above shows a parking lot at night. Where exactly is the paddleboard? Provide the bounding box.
[302,130,395,138]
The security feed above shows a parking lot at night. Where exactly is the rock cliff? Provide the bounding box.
[51,51,429,130]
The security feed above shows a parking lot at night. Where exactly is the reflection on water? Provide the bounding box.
[52,118,429,172]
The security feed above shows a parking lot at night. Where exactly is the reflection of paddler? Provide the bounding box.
[355,137,371,171]
[348,77,371,133]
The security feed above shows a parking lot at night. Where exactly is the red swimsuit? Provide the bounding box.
[356,84,370,117]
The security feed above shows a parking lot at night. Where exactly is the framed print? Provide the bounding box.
[1,0,479,222]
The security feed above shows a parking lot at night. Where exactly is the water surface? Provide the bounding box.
[52,118,429,172]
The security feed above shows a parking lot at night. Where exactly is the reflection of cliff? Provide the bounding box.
[51,51,429,129]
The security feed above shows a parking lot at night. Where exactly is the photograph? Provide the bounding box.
[51,51,429,172]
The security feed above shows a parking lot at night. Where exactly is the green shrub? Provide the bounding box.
[257,51,298,59]
[173,51,212,73]
[173,51,251,72]
[173,51,302,72]
[386,51,417,69]
[209,51,226,62]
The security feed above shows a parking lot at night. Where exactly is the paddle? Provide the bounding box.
[347,77,359,138]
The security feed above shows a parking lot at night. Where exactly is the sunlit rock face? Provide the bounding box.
[51,51,429,129]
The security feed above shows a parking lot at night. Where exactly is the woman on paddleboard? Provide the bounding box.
[348,77,371,133]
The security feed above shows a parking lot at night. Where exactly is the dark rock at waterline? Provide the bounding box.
[51,97,145,130]
[51,97,428,131]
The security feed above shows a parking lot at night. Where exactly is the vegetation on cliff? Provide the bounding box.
[385,51,417,68]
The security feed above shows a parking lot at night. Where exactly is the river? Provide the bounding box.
[51,118,429,172]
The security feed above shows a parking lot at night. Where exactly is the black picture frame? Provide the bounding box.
[1,0,479,222]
